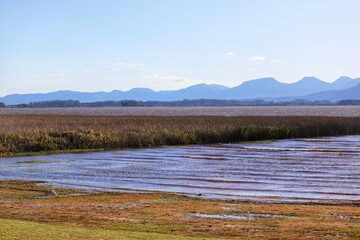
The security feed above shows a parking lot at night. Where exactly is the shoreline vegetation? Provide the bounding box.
[0,180,359,240]
[1,115,360,157]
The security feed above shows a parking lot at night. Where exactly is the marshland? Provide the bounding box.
[3,0,360,239]
[0,107,360,239]
[1,112,360,156]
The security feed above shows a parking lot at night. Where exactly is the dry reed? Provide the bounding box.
[1,115,359,155]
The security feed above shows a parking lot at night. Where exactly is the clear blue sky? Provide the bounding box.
[1,0,360,96]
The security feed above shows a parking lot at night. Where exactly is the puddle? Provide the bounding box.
[338,215,360,220]
[192,213,297,220]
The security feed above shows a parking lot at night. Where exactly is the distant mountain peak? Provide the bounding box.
[248,77,277,82]
[1,76,359,105]
[208,84,229,90]
[110,90,122,93]
[240,77,279,85]
[305,82,360,101]
[177,83,220,92]
[297,76,324,83]
[181,83,228,91]
[333,76,353,84]
[128,88,155,93]
[188,83,208,88]
[331,76,360,90]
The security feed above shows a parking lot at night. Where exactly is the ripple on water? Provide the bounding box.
[0,135,359,203]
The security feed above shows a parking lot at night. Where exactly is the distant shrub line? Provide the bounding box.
[3,98,360,108]
[0,115,359,156]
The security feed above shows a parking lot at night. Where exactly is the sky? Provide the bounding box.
[1,0,360,96]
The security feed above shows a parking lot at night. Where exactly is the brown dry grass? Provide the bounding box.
[1,115,360,156]
[0,180,359,239]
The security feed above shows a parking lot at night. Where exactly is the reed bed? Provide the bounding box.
[0,115,360,155]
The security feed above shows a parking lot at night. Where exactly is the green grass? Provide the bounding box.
[0,218,217,240]
[1,180,359,240]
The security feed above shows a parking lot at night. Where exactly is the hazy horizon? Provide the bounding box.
[1,75,359,96]
[1,0,360,96]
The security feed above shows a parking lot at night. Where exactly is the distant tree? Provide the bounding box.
[15,104,28,108]
[338,99,360,105]
[8,98,341,108]
[20,100,82,108]
[0,102,5,108]
[289,99,312,106]
[81,101,122,107]
[313,100,332,106]
[121,100,145,107]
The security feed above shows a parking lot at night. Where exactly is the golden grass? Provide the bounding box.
[0,180,359,239]
[1,115,360,156]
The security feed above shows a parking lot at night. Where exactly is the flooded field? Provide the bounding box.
[0,135,359,202]
[1,106,360,116]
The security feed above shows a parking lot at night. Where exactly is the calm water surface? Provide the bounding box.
[1,135,359,202]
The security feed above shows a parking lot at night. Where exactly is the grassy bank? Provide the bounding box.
[1,115,360,156]
[0,180,359,239]
[0,218,214,240]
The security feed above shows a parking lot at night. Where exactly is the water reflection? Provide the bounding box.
[0,136,359,202]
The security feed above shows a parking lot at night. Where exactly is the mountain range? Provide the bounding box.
[1,76,360,105]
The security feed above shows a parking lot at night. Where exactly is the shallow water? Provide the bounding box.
[191,213,296,220]
[0,135,359,202]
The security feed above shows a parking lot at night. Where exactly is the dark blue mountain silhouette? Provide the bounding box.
[1,76,359,104]
[305,83,360,101]
[226,78,285,98]
[330,76,360,89]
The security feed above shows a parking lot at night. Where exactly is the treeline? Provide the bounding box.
[3,98,360,108]
[338,99,360,105]
[11,100,82,108]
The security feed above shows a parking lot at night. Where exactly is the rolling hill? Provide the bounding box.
[305,83,360,101]
[1,76,359,104]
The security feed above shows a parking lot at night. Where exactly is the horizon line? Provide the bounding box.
[1,75,358,97]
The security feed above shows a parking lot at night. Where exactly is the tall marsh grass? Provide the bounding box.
[0,115,359,155]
